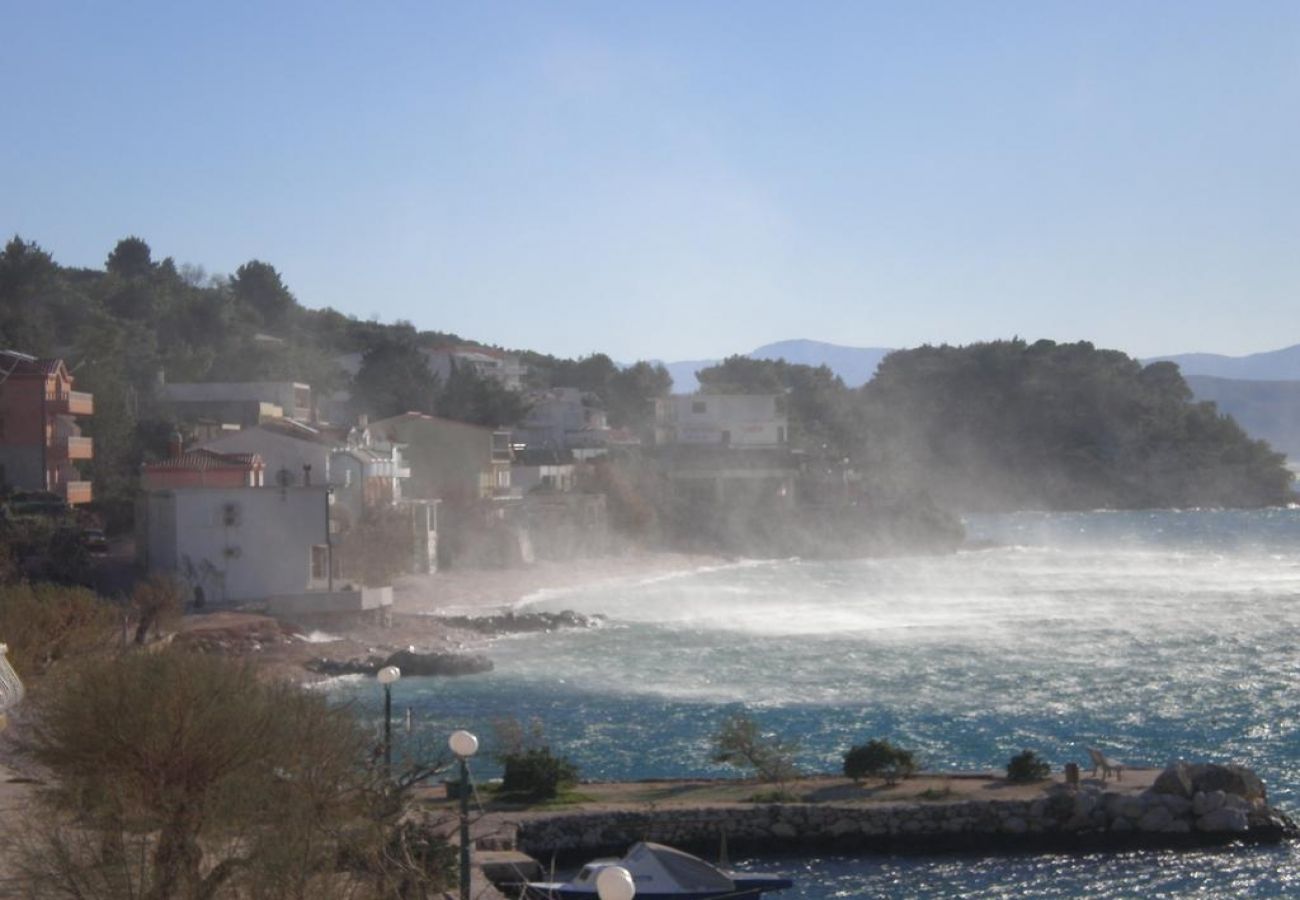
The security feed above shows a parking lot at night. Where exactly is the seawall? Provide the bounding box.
[487,765,1296,863]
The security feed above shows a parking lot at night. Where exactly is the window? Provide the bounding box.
[691,400,707,414]
[311,545,329,582]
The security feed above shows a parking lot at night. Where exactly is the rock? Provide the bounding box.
[306,656,383,676]
[1223,794,1252,813]
[1186,764,1267,801]
[1158,793,1192,816]
[1002,817,1028,834]
[1138,806,1174,832]
[1119,798,1146,820]
[1152,762,1194,798]
[380,649,494,677]
[1161,820,1192,834]
[1197,808,1249,833]
[435,609,604,636]
[1193,790,1226,816]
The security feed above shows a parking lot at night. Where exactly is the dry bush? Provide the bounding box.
[127,574,184,644]
[0,581,117,677]
[18,649,454,899]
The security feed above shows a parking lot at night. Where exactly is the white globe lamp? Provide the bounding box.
[595,865,636,900]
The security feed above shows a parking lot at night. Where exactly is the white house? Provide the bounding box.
[139,485,330,604]
[654,394,788,448]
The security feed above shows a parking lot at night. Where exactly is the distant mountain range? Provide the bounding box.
[662,340,893,392]
[1142,344,1300,380]
[659,340,1300,463]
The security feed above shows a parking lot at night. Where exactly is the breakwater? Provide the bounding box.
[497,765,1295,862]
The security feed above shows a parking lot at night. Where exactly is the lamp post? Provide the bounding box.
[596,865,636,900]
[448,730,478,900]
[377,666,401,776]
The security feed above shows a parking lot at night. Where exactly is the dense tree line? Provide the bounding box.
[695,340,1294,510]
[0,235,672,516]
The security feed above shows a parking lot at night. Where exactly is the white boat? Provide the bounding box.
[524,841,793,900]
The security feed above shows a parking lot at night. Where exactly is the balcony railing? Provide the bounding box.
[46,390,94,416]
[49,436,93,460]
[59,481,93,505]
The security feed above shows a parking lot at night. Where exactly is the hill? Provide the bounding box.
[1185,375,1300,463]
[1145,344,1300,380]
[663,339,892,392]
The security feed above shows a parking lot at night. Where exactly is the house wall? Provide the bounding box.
[656,395,787,447]
[140,486,330,604]
[0,364,93,502]
[199,427,332,488]
[160,381,310,421]
[373,416,505,504]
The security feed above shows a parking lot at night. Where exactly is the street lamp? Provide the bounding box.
[377,666,401,776]
[596,865,636,900]
[449,730,478,900]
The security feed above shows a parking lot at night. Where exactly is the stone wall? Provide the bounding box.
[512,765,1295,859]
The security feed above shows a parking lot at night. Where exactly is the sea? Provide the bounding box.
[333,508,1300,897]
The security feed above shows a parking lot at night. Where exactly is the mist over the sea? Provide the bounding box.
[342,508,1300,896]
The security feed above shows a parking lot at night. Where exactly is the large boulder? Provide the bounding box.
[1187,764,1267,801]
[1152,762,1194,798]
[381,649,494,677]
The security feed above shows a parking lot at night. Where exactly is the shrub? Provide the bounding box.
[128,574,184,644]
[0,581,116,677]
[19,649,454,897]
[499,747,579,800]
[1007,749,1052,782]
[843,738,918,784]
[711,712,800,784]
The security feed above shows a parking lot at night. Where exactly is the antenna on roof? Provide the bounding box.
[0,350,38,387]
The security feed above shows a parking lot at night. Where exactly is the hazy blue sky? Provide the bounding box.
[4,1,1298,363]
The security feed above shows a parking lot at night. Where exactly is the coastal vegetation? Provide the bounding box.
[710,712,800,787]
[1006,750,1052,783]
[695,341,1295,511]
[843,739,918,785]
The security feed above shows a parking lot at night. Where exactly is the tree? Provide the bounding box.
[843,739,917,785]
[710,711,799,784]
[21,650,450,899]
[128,574,184,644]
[231,260,296,331]
[105,236,154,280]
[352,336,439,419]
[437,360,530,428]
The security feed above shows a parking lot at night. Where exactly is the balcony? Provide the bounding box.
[49,436,93,461]
[59,481,93,505]
[46,390,94,416]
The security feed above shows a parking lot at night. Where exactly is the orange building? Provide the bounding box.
[0,352,94,505]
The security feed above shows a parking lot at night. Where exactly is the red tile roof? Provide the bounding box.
[144,449,265,472]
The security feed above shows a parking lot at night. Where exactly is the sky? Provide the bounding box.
[4,1,1298,364]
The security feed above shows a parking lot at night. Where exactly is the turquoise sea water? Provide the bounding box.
[335,508,1300,896]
